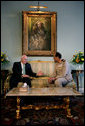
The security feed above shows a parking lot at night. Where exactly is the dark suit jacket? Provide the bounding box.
[10,62,37,88]
[12,62,37,79]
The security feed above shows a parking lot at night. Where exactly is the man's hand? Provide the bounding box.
[22,74,30,78]
[48,77,56,83]
[37,71,44,76]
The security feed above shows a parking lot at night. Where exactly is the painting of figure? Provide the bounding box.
[28,17,51,50]
[22,11,56,56]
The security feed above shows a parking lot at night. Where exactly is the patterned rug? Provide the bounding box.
[1,96,84,125]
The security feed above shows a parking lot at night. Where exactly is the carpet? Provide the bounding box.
[1,96,84,125]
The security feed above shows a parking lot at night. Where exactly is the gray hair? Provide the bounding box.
[21,55,27,59]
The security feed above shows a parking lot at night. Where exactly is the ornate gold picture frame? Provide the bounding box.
[22,11,57,56]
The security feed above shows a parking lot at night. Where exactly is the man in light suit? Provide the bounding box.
[10,55,43,89]
[48,52,72,87]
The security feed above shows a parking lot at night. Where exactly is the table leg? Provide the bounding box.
[16,96,21,119]
[76,71,79,91]
[64,97,73,118]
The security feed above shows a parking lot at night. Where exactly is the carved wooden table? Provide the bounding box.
[6,87,82,119]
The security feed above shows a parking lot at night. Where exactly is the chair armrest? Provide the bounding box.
[4,73,12,92]
[30,76,49,80]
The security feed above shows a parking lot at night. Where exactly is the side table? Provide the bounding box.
[71,70,84,91]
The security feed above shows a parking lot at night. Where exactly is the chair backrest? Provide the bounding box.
[28,60,55,77]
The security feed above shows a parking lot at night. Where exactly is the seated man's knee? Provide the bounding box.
[22,77,31,87]
[55,78,68,87]
[54,79,62,87]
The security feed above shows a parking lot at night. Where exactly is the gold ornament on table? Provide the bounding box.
[71,50,84,64]
[18,82,29,92]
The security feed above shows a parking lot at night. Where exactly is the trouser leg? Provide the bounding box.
[10,77,21,89]
[22,77,31,87]
[55,78,68,87]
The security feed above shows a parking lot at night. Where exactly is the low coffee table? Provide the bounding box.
[6,87,82,119]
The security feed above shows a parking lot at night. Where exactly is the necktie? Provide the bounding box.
[23,64,26,75]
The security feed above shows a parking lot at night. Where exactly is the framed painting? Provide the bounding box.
[22,11,57,56]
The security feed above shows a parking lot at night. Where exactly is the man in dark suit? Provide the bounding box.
[10,55,43,89]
